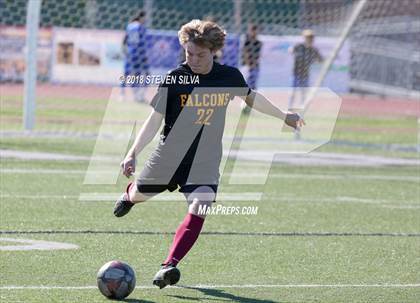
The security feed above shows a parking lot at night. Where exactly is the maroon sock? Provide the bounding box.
[126,182,135,203]
[163,213,205,266]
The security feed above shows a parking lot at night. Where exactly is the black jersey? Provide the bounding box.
[148,62,250,184]
[242,36,262,68]
[293,43,322,79]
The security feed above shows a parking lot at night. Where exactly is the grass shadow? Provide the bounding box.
[121,298,156,303]
[168,286,283,303]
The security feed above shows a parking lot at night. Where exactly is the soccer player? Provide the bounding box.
[288,29,323,110]
[121,11,149,102]
[114,19,304,289]
[241,23,263,114]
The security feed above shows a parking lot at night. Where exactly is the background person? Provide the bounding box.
[241,23,262,114]
[121,11,149,103]
[288,29,323,111]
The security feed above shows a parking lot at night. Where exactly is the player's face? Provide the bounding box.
[248,26,258,39]
[304,36,314,46]
[185,42,215,74]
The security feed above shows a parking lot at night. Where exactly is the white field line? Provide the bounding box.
[1,193,418,207]
[2,149,419,166]
[0,169,85,174]
[381,205,420,209]
[1,168,419,182]
[77,192,263,202]
[73,193,419,206]
[229,173,420,182]
[77,193,414,205]
[0,193,262,202]
[0,194,78,199]
[1,284,419,290]
[0,238,79,251]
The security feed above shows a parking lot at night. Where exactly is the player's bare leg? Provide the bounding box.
[113,181,151,217]
[153,186,214,289]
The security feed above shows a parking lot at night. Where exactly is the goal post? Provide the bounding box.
[23,0,41,130]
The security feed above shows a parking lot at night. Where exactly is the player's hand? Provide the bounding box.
[285,112,305,130]
[120,154,136,178]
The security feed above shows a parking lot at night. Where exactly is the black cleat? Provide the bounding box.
[152,264,181,289]
[113,193,134,217]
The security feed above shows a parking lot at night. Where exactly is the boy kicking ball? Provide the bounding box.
[114,19,304,289]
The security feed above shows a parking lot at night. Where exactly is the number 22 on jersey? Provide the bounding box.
[195,108,214,125]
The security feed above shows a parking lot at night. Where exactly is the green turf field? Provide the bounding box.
[1,93,419,302]
[1,157,419,302]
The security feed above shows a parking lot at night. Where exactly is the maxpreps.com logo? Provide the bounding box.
[198,204,258,216]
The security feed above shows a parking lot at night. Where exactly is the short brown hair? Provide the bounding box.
[178,19,226,51]
[131,10,146,22]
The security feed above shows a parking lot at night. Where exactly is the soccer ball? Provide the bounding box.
[97,260,136,299]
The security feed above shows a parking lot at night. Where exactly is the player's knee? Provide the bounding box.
[186,186,215,218]
[189,199,212,218]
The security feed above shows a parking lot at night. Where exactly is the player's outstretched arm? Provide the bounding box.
[242,91,305,129]
[120,109,163,177]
